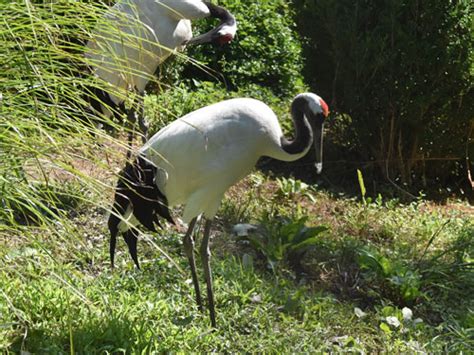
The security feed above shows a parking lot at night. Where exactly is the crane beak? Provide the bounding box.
[312,100,329,174]
[186,3,236,46]
[312,122,324,174]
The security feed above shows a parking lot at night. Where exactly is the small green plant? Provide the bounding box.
[276,176,316,202]
[1,180,86,226]
[357,169,367,206]
[356,247,424,303]
[243,215,328,273]
[377,305,424,336]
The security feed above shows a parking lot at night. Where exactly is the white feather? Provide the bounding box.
[217,23,237,37]
[117,205,139,233]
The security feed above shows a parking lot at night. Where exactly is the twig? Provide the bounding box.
[466,121,474,189]
[385,159,417,201]
[416,219,451,266]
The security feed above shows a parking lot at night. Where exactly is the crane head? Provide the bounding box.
[215,32,234,45]
[186,2,236,46]
[297,93,330,174]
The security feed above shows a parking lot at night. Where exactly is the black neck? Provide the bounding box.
[281,96,313,155]
[204,1,236,26]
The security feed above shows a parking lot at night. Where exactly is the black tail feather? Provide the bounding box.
[124,230,140,269]
[108,214,119,268]
[107,155,174,267]
[84,85,127,131]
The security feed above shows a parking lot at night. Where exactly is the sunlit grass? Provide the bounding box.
[1,186,472,352]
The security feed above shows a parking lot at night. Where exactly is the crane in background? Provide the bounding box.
[85,0,236,152]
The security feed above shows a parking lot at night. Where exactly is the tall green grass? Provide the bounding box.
[1,0,159,228]
[0,2,176,349]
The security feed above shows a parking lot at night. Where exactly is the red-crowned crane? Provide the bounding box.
[108,92,329,327]
[85,0,236,146]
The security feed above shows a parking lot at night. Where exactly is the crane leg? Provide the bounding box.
[183,218,203,312]
[200,219,216,328]
[126,107,136,160]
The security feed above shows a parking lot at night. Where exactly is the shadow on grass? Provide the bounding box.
[9,313,145,353]
[295,224,474,326]
[257,152,474,203]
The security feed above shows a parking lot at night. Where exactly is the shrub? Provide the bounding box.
[182,0,306,98]
[294,0,474,193]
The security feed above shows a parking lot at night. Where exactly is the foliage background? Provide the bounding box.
[293,0,473,194]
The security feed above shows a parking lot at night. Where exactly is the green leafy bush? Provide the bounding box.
[357,247,424,303]
[294,0,474,192]
[183,0,306,98]
[355,221,473,306]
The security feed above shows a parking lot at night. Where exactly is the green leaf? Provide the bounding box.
[379,322,392,335]
[357,169,366,204]
[357,249,383,274]
[378,257,393,276]
[293,226,327,244]
[381,306,395,317]
[246,235,266,254]
[290,236,322,253]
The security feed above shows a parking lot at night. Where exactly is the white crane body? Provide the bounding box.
[140,98,308,222]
